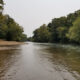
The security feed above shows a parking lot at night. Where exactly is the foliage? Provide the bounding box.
[0,0,27,42]
[0,0,4,13]
[57,26,68,43]
[67,17,80,43]
[27,37,33,41]
[20,34,27,42]
[32,10,80,44]
[33,24,51,42]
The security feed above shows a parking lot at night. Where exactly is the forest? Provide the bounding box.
[32,10,80,44]
[0,0,27,42]
[1,0,80,44]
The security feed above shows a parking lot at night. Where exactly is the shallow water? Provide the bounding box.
[0,42,80,80]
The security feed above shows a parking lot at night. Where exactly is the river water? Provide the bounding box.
[0,42,80,80]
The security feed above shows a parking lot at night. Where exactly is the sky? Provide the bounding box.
[4,0,80,37]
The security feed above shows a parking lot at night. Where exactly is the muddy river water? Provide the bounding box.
[0,42,80,80]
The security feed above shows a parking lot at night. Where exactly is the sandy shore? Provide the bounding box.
[0,40,24,46]
[0,40,24,50]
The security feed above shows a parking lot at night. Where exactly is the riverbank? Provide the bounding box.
[0,40,24,46]
[0,40,24,50]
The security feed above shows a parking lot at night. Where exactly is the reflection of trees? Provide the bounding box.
[0,47,21,79]
[44,46,80,74]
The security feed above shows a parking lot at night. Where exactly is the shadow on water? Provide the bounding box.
[0,45,22,80]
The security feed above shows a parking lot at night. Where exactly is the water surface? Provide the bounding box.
[0,42,80,80]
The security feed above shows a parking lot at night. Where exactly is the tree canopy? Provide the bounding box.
[32,10,80,44]
[0,0,4,13]
[67,17,80,43]
[33,24,51,42]
[0,0,27,42]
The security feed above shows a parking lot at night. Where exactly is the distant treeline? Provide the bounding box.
[0,0,27,42]
[31,10,80,44]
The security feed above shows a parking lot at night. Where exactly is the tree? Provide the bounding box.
[0,0,4,13]
[67,17,80,43]
[6,22,24,41]
[0,24,8,39]
[47,10,80,43]
[47,17,68,42]
[20,34,27,42]
[33,24,51,42]
[57,26,68,43]
[0,0,27,42]
[0,14,8,39]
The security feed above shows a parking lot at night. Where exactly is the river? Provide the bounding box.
[0,42,80,80]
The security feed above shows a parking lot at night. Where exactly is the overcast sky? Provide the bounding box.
[4,0,80,37]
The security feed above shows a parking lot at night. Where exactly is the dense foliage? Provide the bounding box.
[67,17,80,43]
[33,10,80,44]
[33,24,51,42]
[0,0,27,41]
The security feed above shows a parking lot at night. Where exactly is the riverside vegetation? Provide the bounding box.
[0,0,27,42]
[1,0,80,44]
[32,10,80,45]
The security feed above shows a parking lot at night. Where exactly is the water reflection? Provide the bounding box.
[39,43,80,78]
[34,43,80,79]
[0,46,22,80]
[44,44,80,73]
[0,43,80,80]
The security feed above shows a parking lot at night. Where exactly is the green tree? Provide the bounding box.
[6,22,23,41]
[20,34,27,42]
[0,0,4,13]
[0,0,27,42]
[33,10,80,44]
[47,17,68,42]
[67,17,80,43]
[33,24,51,42]
[0,24,8,39]
[57,26,68,43]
